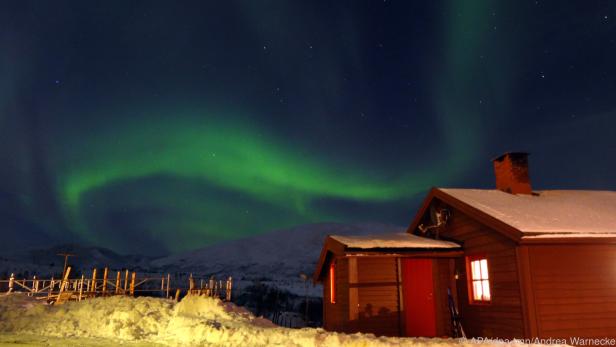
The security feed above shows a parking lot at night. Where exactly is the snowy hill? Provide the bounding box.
[151,222,405,295]
[0,222,405,296]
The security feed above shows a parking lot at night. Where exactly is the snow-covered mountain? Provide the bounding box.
[0,244,153,278]
[151,222,405,295]
[0,222,405,296]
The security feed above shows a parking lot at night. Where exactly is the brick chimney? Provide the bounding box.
[492,152,532,195]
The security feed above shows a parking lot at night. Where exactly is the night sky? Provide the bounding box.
[2,1,615,255]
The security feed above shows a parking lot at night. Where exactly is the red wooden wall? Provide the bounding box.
[438,205,525,338]
[521,244,616,338]
[323,257,349,331]
[355,257,401,336]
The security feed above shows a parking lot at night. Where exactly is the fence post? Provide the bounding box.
[102,267,108,295]
[130,272,136,296]
[161,276,165,294]
[123,270,129,294]
[48,276,54,300]
[166,274,170,299]
[59,266,71,294]
[8,273,14,293]
[174,288,181,301]
[226,276,233,301]
[189,274,195,294]
[115,271,121,294]
[208,276,215,297]
[91,268,97,294]
[78,275,84,301]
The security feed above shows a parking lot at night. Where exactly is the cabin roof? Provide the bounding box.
[408,188,616,242]
[313,232,461,282]
[330,232,461,249]
[440,189,616,236]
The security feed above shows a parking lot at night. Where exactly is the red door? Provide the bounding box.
[401,258,436,337]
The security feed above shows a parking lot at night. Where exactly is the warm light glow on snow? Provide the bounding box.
[0,294,571,346]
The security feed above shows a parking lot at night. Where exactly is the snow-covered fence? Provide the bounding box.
[187,274,233,301]
[0,268,233,305]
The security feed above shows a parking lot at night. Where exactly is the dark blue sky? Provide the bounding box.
[1,1,615,255]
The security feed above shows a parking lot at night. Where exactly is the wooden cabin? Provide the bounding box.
[314,152,616,339]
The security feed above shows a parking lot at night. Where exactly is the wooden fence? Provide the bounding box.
[0,267,233,305]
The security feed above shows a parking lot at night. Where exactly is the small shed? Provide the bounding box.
[314,152,616,339]
[313,233,462,337]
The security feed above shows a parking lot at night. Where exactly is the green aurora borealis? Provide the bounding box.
[54,110,453,252]
[2,1,616,254]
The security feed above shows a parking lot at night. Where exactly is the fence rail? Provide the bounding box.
[0,267,232,305]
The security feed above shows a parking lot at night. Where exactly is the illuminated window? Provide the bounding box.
[467,256,491,303]
[329,261,336,304]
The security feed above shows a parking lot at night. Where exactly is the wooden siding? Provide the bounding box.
[433,258,455,337]
[355,257,401,336]
[323,257,349,332]
[439,206,525,338]
[527,245,616,338]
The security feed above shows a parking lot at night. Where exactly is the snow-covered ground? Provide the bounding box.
[0,293,569,347]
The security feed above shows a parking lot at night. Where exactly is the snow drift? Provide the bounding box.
[0,294,564,347]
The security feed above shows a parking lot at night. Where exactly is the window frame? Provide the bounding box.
[465,255,492,305]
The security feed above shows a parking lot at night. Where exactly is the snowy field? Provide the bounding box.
[0,294,570,347]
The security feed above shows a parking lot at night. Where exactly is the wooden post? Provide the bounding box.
[102,267,108,295]
[129,272,136,296]
[8,273,14,293]
[123,270,129,294]
[160,276,165,296]
[189,274,195,294]
[60,266,71,294]
[78,275,84,301]
[91,268,97,294]
[209,276,215,297]
[226,276,233,301]
[166,274,170,299]
[115,271,121,294]
[53,267,72,305]
[33,276,39,293]
[48,276,54,300]
[174,288,181,301]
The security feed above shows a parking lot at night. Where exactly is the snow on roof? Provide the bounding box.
[440,188,616,235]
[330,233,461,249]
[522,233,616,239]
